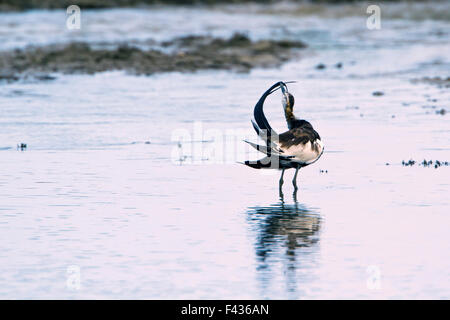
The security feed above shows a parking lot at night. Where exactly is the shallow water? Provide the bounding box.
[0,3,449,299]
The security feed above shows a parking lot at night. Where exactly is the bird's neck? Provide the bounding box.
[284,106,297,129]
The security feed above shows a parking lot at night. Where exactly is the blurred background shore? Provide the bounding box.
[1,0,449,81]
[0,0,446,11]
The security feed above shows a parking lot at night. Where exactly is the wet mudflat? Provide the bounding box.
[0,33,306,80]
[0,2,449,299]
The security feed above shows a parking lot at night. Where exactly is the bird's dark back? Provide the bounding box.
[279,120,321,149]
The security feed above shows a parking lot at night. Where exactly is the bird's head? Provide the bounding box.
[280,82,295,113]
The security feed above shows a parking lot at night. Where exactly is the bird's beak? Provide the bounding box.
[280,82,288,95]
[280,82,290,108]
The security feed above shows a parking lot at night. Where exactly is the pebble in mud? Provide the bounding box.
[315,63,326,70]
[35,74,56,81]
[402,159,416,166]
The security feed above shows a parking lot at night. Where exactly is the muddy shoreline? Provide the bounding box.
[0,33,306,83]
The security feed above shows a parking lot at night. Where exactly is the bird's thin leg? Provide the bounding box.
[279,168,285,198]
[279,168,285,186]
[292,188,298,203]
[292,167,300,190]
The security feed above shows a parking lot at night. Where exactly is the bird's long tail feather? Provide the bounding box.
[243,155,288,169]
[244,157,274,169]
[253,82,283,140]
[249,120,280,152]
[252,80,297,139]
[244,140,294,159]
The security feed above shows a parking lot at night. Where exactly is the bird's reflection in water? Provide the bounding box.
[246,197,321,298]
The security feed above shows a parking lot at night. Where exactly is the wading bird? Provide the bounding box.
[243,81,324,193]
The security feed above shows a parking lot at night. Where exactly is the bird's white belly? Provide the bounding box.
[282,139,324,164]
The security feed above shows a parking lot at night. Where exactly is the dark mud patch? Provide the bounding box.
[372,91,384,96]
[17,143,27,151]
[411,76,450,88]
[401,159,449,168]
[0,33,306,83]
